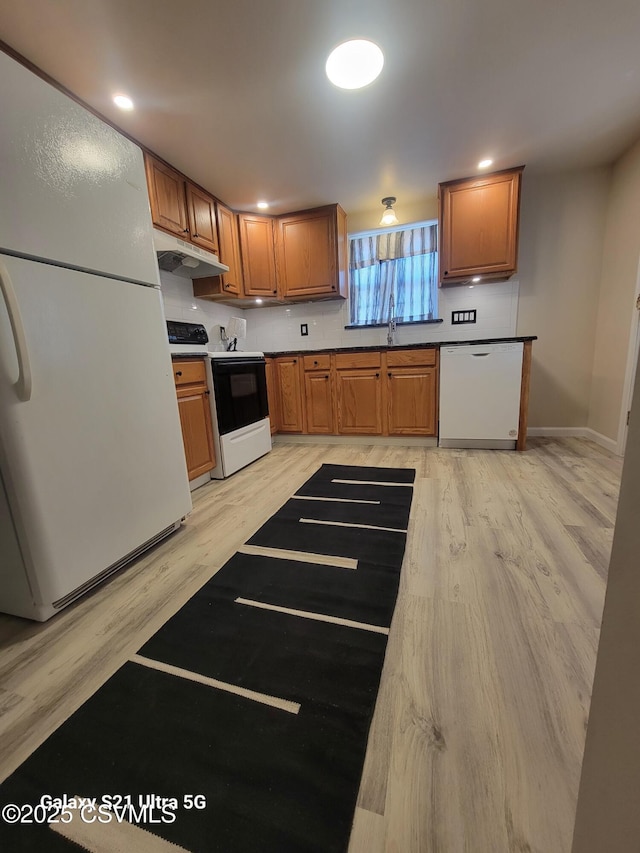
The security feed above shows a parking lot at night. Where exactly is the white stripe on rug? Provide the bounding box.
[50,797,191,852]
[290,495,380,505]
[299,518,407,534]
[235,597,389,635]
[130,654,300,715]
[331,478,413,488]
[238,543,358,570]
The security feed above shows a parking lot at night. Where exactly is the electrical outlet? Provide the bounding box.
[220,325,226,339]
[301,323,308,336]
[451,310,477,325]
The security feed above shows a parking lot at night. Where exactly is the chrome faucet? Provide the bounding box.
[387,291,396,346]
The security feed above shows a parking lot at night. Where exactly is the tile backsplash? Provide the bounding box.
[159,270,243,351]
[159,268,519,354]
[242,280,520,353]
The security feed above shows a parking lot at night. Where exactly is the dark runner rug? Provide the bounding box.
[0,463,415,852]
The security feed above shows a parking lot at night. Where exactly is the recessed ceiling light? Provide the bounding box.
[113,94,134,111]
[325,39,384,90]
[478,158,493,169]
[257,201,269,210]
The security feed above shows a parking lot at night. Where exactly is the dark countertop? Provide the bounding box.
[264,336,537,358]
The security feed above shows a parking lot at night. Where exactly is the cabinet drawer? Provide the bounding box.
[172,359,207,386]
[386,348,437,367]
[335,351,381,370]
[303,354,331,371]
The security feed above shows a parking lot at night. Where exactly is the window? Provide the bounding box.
[348,222,438,327]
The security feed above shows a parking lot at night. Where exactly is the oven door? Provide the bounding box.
[211,357,269,435]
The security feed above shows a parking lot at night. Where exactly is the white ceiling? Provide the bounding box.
[2,0,640,218]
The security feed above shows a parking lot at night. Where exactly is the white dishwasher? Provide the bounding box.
[439,342,523,449]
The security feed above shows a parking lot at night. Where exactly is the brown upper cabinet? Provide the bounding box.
[144,152,218,255]
[144,152,347,305]
[215,203,244,295]
[438,166,524,285]
[238,213,278,298]
[276,204,348,300]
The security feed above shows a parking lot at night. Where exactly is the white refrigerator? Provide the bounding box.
[0,51,192,620]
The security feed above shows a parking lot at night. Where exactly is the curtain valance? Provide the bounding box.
[349,224,437,270]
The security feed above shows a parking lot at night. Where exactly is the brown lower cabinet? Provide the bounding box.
[172,358,216,480]
[334,351,383,436]
[274,356,304,432]
[264,357,279,434]
[385,348,439,435]
[304,371,335,434]
[268,348,439,438]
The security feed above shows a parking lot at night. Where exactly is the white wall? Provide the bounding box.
[516,167,611,429]
[571,346,640,852]
[588,136,640,442]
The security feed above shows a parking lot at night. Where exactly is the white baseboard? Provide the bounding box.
[527,426,620,455]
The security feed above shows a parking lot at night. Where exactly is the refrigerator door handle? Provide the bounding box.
[0,261,33,401]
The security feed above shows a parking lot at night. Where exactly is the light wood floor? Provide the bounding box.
[0,438,622,852]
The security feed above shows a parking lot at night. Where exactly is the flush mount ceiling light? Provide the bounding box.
[478,158,493,169]
[326,39,384,90]
[379,196,399,227]
[113,94,134,110]
[256,201,269,210]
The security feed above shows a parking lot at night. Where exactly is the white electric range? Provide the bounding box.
[167,321,272,482]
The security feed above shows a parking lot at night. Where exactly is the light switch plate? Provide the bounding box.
[301,323,308,336]
[451,310,477,325]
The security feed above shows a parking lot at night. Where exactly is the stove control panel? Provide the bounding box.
[167,320,209,346]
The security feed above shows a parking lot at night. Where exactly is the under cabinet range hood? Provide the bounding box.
[153,228,229,279]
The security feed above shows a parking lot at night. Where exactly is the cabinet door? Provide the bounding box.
[186,183,218,254]
[439,167,523,284]
[275,357,303,432]
[173,358,216,480]
[239,213,277,297]
[277,207,339,299]
[336,369,383,435]
[144,153,188,237]
[216,203,244,296]
[387,367,437,435]
[264,358,280,434]
[176,388,216,480]
[304,371,334,434]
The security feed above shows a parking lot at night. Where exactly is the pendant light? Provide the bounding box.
[380,197,399,227]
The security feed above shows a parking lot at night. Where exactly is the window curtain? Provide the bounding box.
[349,224,438,326]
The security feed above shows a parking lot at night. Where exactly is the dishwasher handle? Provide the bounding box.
[471,352,491,357]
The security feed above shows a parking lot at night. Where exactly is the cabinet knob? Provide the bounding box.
[324,375,329,380]
[314,360,318,366]
[205,389,210,395]
[175,370,182,377]
[293,359,297,364]
[375,373,380,378]
[183,229,189,233]
[273,289,277,294]
[193,232,199,238]
[388,372,392,378]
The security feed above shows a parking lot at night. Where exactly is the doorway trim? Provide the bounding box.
[616,253,640,455]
